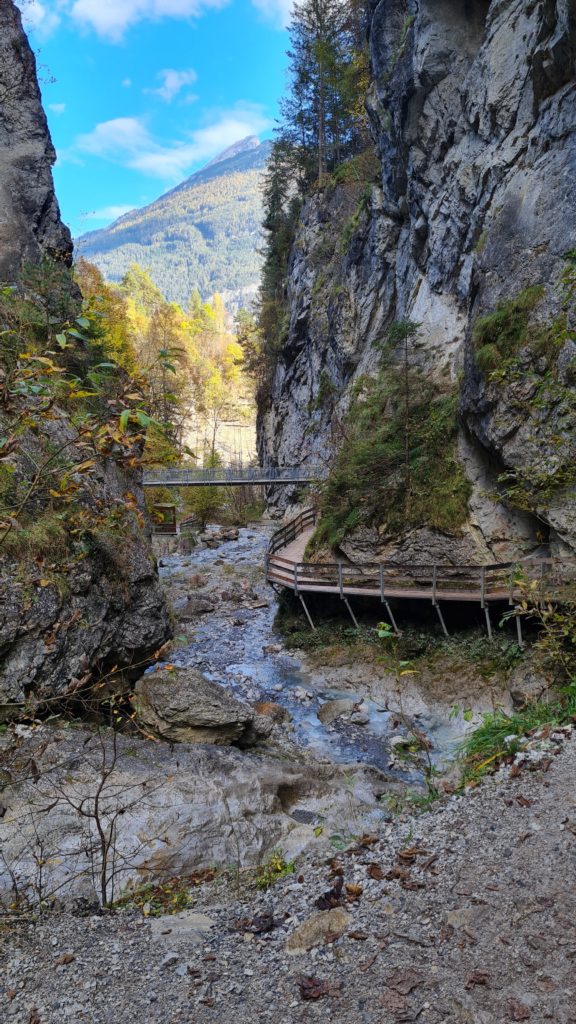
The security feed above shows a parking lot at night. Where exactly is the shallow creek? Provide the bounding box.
[157,524,468,784]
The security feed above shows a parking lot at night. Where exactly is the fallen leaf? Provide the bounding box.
[398,846,419,861]
[516,795,532,807]
[295,974,327,999]
[316,873,344,910]
[345,882,363,900]
[385,968,422,994]
[359,952,379,971]
[368,862,385,880]
[29,1010,42,1024]
[348,930,368,940]
[378,989,407,1013]
[507,998,531,1021]
[386,866,411,882]
[466,971,490,988]
[535,977,556,993]
[358,834,379,847]
[55,953,75,965]
[6,990,17,1001]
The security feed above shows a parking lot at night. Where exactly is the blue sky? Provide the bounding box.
[18,0,290,237]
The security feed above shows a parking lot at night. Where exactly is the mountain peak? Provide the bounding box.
[204,135,262,170]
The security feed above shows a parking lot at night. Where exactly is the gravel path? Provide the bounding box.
[3,738,576,1024]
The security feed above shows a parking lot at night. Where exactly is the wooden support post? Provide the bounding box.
[384,600,400,636]
[432,565,437,605]
[343,597,359,629]
[516,612,524,649]
[299,593,316,631]
[435,601,449,637]
[293,562,299,594]
[380,564,385,602]
[480,566,486,608]
[484,605,493,641]
[338,562,344,598]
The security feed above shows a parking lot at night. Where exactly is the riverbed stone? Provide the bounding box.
[132,666,257,744]
[285,908,351,953]
[178,594,217,619]
[317,699,355,725]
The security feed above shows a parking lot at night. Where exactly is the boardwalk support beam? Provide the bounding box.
[299,593,316,632]
[484,606,493,641]
[384,600,400,636]
[434,601,449,637]
[516,613,524,649]
[380,566,400,636]
[343,597,359,629]
[481,567,493,641]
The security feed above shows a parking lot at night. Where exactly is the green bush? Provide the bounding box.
[475,343,501,374]
[309,357,471,552]
[472,285,545,363]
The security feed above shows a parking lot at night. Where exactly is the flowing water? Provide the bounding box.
[157,525,464,780]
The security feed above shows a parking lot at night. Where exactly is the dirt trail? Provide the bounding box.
[2,739,575,1024]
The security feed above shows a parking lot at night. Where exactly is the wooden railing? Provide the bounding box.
[266,507,317,558]
[265,510,576,606]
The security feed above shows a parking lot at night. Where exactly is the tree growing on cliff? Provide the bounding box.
[279,0,369,185]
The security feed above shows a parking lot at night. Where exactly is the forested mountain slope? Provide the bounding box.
[76,137,271,309]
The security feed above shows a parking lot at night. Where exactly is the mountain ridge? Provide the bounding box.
[76,137,272,309]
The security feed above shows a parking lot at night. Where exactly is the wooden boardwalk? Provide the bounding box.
[265,509,575,640]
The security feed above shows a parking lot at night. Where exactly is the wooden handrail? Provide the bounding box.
[266,509,576,604]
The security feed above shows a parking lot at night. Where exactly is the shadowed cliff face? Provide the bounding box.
[259,0,576,560]
[0,4,172,712]
[0,0,73,281]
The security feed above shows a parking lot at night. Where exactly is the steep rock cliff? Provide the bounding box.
[0,1,171,713]
[0,0,73,280]
[259,0,576,562]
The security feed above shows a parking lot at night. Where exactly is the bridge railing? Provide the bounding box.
[143,465,319,487]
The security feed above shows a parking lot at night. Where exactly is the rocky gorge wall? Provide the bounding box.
[259,0,576,562]
[0,0,171,712]
[0,0,73,280]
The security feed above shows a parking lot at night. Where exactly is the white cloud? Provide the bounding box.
[145,68,197,103]
[250,0,292,28]
[122,77,133,87]
[18,0,61,38]
[83,204,136,221]
[19,0,289,41]
[48,102,66,114]
[72,104,271,180]
[69,0,229,41]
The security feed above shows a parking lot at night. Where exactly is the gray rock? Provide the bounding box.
[0,1,73,281]
[178,594,217,619]
[258,0,576,560]
[285,908,351,953]
[317,699,355,725]
[132,666,271,745]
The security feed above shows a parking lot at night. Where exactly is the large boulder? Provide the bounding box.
[133,666,272,745]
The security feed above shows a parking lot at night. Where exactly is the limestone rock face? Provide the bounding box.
[0,415,172,711]
[133,667,272,745]
[258,0,576,560]
[0,0,73,280]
